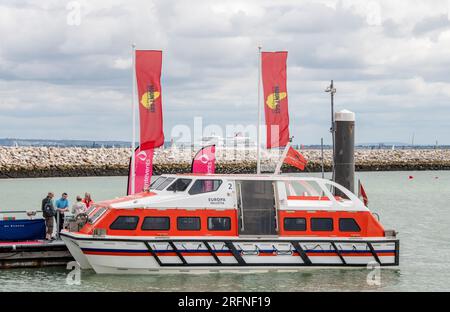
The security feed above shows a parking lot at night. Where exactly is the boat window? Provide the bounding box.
[150,176,167,190]
[177,217,201,231]
[285,180,329,200]
[323,181,352,201]
[207,217,231,231]
[89,207,107,224]
[110,216,139,230]
[86,205,97,216]
[284,218,307,231]
[166,179,192,192]
[141,217,170,231]
[311,218,333,231]
[339,218,361,232]
[188,179,222,195]
[156,177,175,191]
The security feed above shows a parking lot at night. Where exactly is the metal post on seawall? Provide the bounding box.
[334,109,355,195]
[56,212,60,240]
[324,80,336,182]
[321,137,325,179]
[330,81,335,183]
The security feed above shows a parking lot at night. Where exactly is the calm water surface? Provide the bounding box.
[0,171,449,292]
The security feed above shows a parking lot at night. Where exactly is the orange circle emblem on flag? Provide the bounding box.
[141,91,160,109]
[266,92,287,109]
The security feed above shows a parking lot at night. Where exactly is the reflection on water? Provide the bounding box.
[0,267,401,292]
[1,171,450,291]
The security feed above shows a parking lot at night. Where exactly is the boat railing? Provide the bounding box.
[1,210,76,217]
[0,210,44,219]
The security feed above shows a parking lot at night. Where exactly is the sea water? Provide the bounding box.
[0,171,449,291]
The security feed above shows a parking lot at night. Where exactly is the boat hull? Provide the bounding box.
[60,233,399,274]
[61,235,92,269]
[0,219,45,241]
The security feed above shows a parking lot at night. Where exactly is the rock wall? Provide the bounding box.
[0,147,449,178]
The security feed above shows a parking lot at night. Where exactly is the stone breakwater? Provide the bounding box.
[0,147,449,178]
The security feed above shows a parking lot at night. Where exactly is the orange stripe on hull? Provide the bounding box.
[306,252,337,257]
[373,252,395,257]
[155,252,177,256]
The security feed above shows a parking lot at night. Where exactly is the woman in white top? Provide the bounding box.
[71,196,87,216]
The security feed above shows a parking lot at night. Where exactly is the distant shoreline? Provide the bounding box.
[1,147,449,178]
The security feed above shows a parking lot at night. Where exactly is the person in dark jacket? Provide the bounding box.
[41,192,55,240]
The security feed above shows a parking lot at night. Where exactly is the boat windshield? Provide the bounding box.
[155,178,175,191]
[88,207,108,224]
[150,176,167,190]
[86,205,97,216]
[285,180,329,200]
[167,179,192,192]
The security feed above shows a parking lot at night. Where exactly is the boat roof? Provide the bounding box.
[162,173,329,181]
[92,173,365,211]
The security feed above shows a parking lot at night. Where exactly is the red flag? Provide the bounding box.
[262,51,290,148]
[284,146,307,171]
[191,145,216,174]
[358,180,369,206]
[136,50,164,150]
[127,146,154,195]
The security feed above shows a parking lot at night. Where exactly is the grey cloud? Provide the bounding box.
[0,0,450,144]
[270,2,366,34]
[413,14,450,35]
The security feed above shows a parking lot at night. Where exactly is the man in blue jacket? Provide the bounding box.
[55,192,69,234]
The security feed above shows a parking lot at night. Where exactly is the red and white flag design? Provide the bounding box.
[191,145,216,174]
[284,146,307,171]
[127,146,154,195]
[261,51,290,149]
[135,50,164,150]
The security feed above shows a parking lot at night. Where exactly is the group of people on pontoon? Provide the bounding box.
[41,192,94,241]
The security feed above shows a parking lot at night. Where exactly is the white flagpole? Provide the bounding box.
[274,140,291,175]
[131,43,136,194]
[357,179,361,199]
[256,46,262,174]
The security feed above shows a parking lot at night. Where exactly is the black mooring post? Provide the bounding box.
[334,110,355,195]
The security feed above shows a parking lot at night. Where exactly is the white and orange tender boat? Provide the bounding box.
[61,174,399,274]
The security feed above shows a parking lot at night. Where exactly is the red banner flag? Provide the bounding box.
[136,50,164,150]
[127,146,154,195]
[262,51,290,148]
[191,145,216,174]
[284,146,307,171]
[358,180,369,207]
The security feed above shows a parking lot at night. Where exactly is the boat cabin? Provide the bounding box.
[76,175,387,239]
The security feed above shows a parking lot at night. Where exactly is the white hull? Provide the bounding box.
[61,233,399,274]
[62,235,92,269]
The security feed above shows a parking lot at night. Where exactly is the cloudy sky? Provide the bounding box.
[1,0,450,145]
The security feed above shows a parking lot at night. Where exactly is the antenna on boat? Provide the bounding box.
[256,46,262,175]
[131,43,137,194]
[325,80,336,183]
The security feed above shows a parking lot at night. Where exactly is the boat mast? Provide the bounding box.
[256,46,262,174]
[131,43,137,194]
